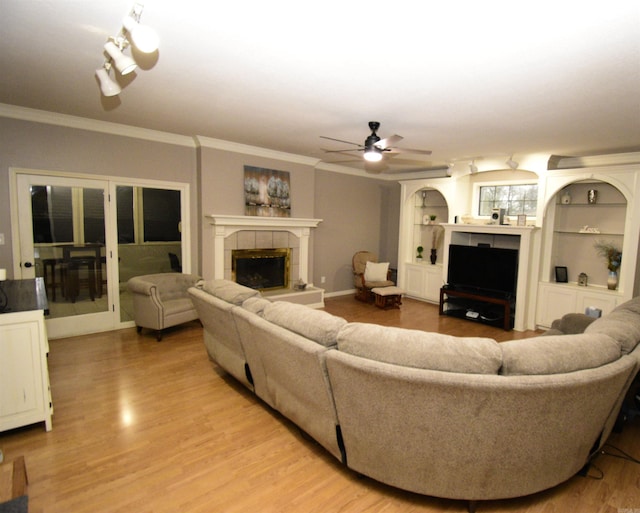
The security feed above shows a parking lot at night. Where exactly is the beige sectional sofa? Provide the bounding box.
[188,280,640,510]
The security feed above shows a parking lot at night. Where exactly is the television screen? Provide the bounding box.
[447,244,519,296]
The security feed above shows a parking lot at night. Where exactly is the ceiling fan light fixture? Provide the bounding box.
[363,147,383,162]
[95,65,121,97]
[104,41,137,75]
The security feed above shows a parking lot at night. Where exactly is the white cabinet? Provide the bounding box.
[0,309,52,432]
[537,282,619,328]
[404,263,443,303]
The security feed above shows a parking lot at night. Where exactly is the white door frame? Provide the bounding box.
[9,168,191,339]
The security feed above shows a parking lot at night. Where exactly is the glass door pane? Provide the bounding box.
[16,174,115,338]
[115,185,182,323]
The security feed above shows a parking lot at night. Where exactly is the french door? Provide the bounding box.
[14,173,118,338]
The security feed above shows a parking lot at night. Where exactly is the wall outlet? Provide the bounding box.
[320,276,326,284]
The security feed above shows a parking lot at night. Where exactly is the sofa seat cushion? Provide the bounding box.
[262,301,347,347]
[163,297,197,315]
[500,333,621,375]
[585,297,640,354]
[199,279,260,305]
[336,323,502,375]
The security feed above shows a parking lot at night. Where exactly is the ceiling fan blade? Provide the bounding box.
[320,135,363,147]
[321,147,363,154]
[375,134,403,149]
[386,147,433,155]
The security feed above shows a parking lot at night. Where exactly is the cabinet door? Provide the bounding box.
[537,284,577,328]
[404,265,427,298]
[0,320,44,422]
[576,290,618,317]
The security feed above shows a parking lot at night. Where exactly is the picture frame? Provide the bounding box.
[517,214,527,226]
[555,266,568,283]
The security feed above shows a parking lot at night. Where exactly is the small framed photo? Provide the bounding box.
[555,266,568,283]
[517,214,527,226]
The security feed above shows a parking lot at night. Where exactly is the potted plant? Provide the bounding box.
[416,246,424,261]
[429,214,437,223]
[594,240,622,290]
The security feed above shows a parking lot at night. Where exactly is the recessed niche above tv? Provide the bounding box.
[446,244,519,298]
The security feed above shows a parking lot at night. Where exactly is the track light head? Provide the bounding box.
[96,65,121,97]
[104,41,137,75]
[469,161,479,174]
[506,156,519,170]
[123,15,159,53]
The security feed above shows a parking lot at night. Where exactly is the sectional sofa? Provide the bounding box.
[188,280,640,511]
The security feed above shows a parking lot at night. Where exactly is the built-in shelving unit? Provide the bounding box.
[536,167,640,328]
[399,184,451,303]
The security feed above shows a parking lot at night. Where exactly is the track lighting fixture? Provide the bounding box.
[96,3,158,97]
[95,63,121,97]
[364,147,383,163]
[506,155,519,170]
[123,7,159,53]
[104,40,137,75]
[469,161,479,174]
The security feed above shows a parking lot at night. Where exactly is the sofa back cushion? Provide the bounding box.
[336,323,502,375]
[262,301,347,347]
[199,279,260,306]
[585,296,640,354]
[242,296,271,316]
[500,333,621,375]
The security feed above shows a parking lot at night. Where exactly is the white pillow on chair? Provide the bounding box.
[364,261,390,282]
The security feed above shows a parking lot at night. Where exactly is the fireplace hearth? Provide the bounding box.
[232,248,291,291]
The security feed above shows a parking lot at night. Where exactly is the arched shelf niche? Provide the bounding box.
[536,166,639,328]
[397,179,454,303]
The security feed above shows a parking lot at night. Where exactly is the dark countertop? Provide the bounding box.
[0,278,49,315]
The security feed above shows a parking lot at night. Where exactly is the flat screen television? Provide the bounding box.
[446,244,519,297]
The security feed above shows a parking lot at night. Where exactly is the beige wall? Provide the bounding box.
[314,170,399,293]
[0,116,401,295]
[0,117,197,278]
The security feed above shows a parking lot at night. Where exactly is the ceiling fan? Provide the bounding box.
[320,121,433,166]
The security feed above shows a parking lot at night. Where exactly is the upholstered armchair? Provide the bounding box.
[352,251,394,302]
[127,273,201,341]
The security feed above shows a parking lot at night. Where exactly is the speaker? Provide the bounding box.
[491,208,506,225]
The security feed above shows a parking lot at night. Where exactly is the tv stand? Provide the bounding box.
[439,286,513,331]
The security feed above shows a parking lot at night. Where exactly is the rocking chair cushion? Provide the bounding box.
[364,261,389,283]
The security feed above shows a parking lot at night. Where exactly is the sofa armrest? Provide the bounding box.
[127,277,156,296]
[553,313,597,334]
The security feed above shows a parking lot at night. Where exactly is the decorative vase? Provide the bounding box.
[430,249,437,265]
[607,271,618,290]
[588,189,598,204]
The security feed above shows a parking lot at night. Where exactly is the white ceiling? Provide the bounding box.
[1,1,639,175]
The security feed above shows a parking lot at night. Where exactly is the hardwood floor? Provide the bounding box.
[1,296,639,512]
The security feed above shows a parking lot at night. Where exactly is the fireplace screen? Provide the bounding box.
[232,248,291,291]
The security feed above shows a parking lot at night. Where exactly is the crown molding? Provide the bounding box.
[554,152,640,169]
[0,103,196,147]
[195,135,320,166]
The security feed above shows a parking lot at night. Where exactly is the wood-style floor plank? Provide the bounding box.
[0,297,638,512]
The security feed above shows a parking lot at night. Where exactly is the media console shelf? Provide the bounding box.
[439,287,513,330]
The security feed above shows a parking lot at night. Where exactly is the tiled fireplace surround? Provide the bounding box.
[207,215,322,288]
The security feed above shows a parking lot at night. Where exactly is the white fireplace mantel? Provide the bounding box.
[206,215,323,283]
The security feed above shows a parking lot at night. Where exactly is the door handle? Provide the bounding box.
[23,262,33,268]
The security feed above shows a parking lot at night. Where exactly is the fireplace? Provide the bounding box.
[232,248,291,291]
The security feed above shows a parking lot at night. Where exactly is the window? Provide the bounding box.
[116,186,181,244]
[478,184,538,217]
